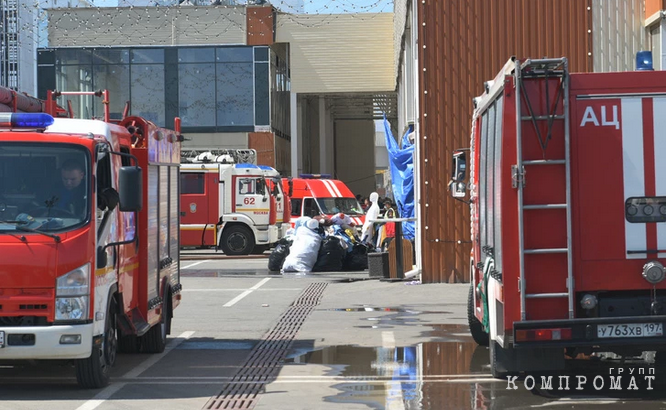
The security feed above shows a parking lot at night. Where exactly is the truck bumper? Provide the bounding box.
[0,323,94,360]
[513,315,666,349]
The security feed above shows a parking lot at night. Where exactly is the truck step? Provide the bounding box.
[525,292,568,299]
[524,248,568,254]
[523,204,567,210]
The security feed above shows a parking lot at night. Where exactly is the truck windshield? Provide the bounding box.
[0,143,90,232]
[316,198,364,216]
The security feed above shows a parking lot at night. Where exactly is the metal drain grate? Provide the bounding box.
[204,282,328,410]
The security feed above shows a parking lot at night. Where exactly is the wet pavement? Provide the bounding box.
[3,259,666,409]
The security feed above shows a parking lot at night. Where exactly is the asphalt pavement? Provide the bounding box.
[1,256,666,409]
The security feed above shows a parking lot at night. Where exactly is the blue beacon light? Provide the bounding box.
[0,113,55,128]
[636,51,655,71]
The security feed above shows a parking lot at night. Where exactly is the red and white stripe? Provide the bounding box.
[322,180,342,197]
[622,97,666,259]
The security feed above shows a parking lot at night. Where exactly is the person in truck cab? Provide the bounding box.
[53,159,87,216]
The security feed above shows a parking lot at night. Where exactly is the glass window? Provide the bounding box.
[93,49,129,65]
[56,49,92,65]
[131,64,165,125]
[217,47,253,63]
[303,198,319,217]
[216,62,254,126]
[131,49,164,64]
[316,198,364,216]
[179,48,215,63]
[0,143,90,232]
[254,47,269,62]
[179,63,216,127]
[93,64,130,120]
[239,178,256,195]
[291,198,302,216]
[181,173,205,194]
[56,65,93,119]
[255,62,270,126]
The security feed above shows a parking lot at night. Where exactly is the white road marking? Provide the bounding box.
[182,288,300,292]
[75,331,195,410]
[181,260,210,269]
[223,278,272,307]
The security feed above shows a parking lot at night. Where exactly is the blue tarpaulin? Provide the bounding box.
[383,115,415,240]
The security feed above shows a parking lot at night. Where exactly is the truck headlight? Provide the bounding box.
[55,263,90,322]
[55,296,89,321]
[56,263,90,296]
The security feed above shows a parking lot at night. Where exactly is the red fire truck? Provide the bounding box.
[284,175,365,228]
[451,57,666,377]
[0,89,181,388]
[180,150,286,254]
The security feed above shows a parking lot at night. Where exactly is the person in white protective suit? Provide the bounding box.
[361,192,380,244]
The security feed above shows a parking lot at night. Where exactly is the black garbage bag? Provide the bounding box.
[313,236,346,272]
[343,243,369,271]
[268,241,291,271]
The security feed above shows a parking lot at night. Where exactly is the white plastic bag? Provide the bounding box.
[281,225,323,272]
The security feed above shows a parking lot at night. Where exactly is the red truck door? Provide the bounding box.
[180,171,215,246]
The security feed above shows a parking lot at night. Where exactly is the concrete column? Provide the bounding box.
[318,96,327,174]
[290,91,299,177]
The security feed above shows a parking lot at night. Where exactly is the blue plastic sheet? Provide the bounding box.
[383,115,415,240]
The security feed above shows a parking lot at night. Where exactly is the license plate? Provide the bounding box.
[0,331,4,348]
[597,323,663,338]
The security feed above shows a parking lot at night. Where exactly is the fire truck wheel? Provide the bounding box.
[141,295,171,353]
[75,299,117,388]
[468,284,489,346]
[219,225,255,255]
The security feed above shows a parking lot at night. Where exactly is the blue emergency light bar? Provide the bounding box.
[636,51,654,71]
[299,173,332,179]
[0,113,54,128]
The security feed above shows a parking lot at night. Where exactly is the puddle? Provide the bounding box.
[282,338,666,409]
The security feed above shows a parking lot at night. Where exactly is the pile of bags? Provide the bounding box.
[269,217,370,273]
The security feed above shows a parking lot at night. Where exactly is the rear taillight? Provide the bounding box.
[515,328,572,342]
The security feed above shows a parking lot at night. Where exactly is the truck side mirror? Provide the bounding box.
[118,166,143,211]
[449,150,467,198]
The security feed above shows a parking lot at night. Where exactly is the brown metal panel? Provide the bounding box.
[248,132,275,167]
[247,5,275,46]
[417,0,592,283]
[646,0,666,18]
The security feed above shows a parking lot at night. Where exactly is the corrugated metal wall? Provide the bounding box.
[417,0,592,283]
[275,13,395,93]
[47,6,247,47]
[592,0,648,72]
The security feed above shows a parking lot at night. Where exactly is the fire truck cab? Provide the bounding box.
[453,56,666,378]
[180,150,280,255]
[0,90,181,388]
[284,175,365,228]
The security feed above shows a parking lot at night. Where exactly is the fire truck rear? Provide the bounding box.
[451,57,666,377]
[0,89,182,388]
[180,149,283,254]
